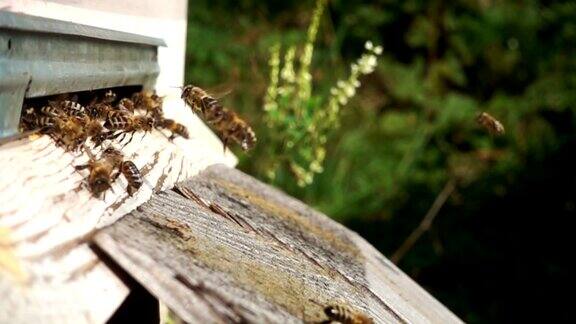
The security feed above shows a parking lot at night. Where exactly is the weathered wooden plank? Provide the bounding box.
[94,164,463,323]
[0,95,236,323]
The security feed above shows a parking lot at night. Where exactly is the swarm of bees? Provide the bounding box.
[19,85,257,197]
[20,89,190,197]
[476,112,505,136]
[181,84,256,151]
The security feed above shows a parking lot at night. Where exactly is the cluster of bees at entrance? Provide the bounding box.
[20,85,256,198]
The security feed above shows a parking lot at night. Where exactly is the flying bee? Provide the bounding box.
[179,84,253,150]
[476,112,505,136]
[156,118,189,140]
[120,161,143,196]
[322,305,374,324]
[210,108,256,151]
[75,147,123,197]
[180,84,223,116]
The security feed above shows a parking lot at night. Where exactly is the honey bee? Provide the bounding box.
[39,105,63,117]
[75,147,123,197]
[77,115,105,144]
[104,110,133,131]
[118,98,135,112]
[54,100,86,118]
[53,116,88,150]
[156,118,189,140]
[180,84,222,116]
[120,161,143,196]
[132,90,163,115]
[179,84,254,151]
[323,305,374,324]
[210,108,256,151]
[21,108,56,130]
[103,111,155,144]
[87,103,112,120]
[476,112,505,136]
[132,115,156,133]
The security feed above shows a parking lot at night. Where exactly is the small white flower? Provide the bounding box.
[359,55,377,74]
[374,45,383,55]
[365,41,374,50]
[351,63,359,74]
[344,84,356,97]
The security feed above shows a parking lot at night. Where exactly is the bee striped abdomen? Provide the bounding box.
[201,96,221,114]
[104,111,132,130]
[61,101,86,117]
[157,118,189,140]
[39,105,62,117]
[121,161,143,196]
[31,116,57,129]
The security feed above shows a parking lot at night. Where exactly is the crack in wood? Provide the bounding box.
[23,230,97,262]
[173,274,247,323]
[64,258,101,283]
[175,156,186,184]
[154,152,174,192]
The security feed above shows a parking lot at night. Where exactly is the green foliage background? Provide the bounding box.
[185,0,576,322]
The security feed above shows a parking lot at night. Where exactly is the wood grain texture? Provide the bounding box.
[94,164,463,324]
[0,95,236,324]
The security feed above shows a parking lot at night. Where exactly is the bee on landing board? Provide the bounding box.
[22,108,56,130]
[120,160,143,196]
[51,100,87,118]
[75,147,143,197]
[53,116,89,151]
[38,105,64,117]
[322,305,374,324]
[117,98,135,112]
[75,147,122,197]
[476,112,505,136]
[132,90,163,117]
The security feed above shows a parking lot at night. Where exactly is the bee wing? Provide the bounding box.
[206,83,234,100]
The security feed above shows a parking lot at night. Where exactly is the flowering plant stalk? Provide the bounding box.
[263,0,381,186]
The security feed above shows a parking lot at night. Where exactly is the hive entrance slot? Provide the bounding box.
[22,86,144,111]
